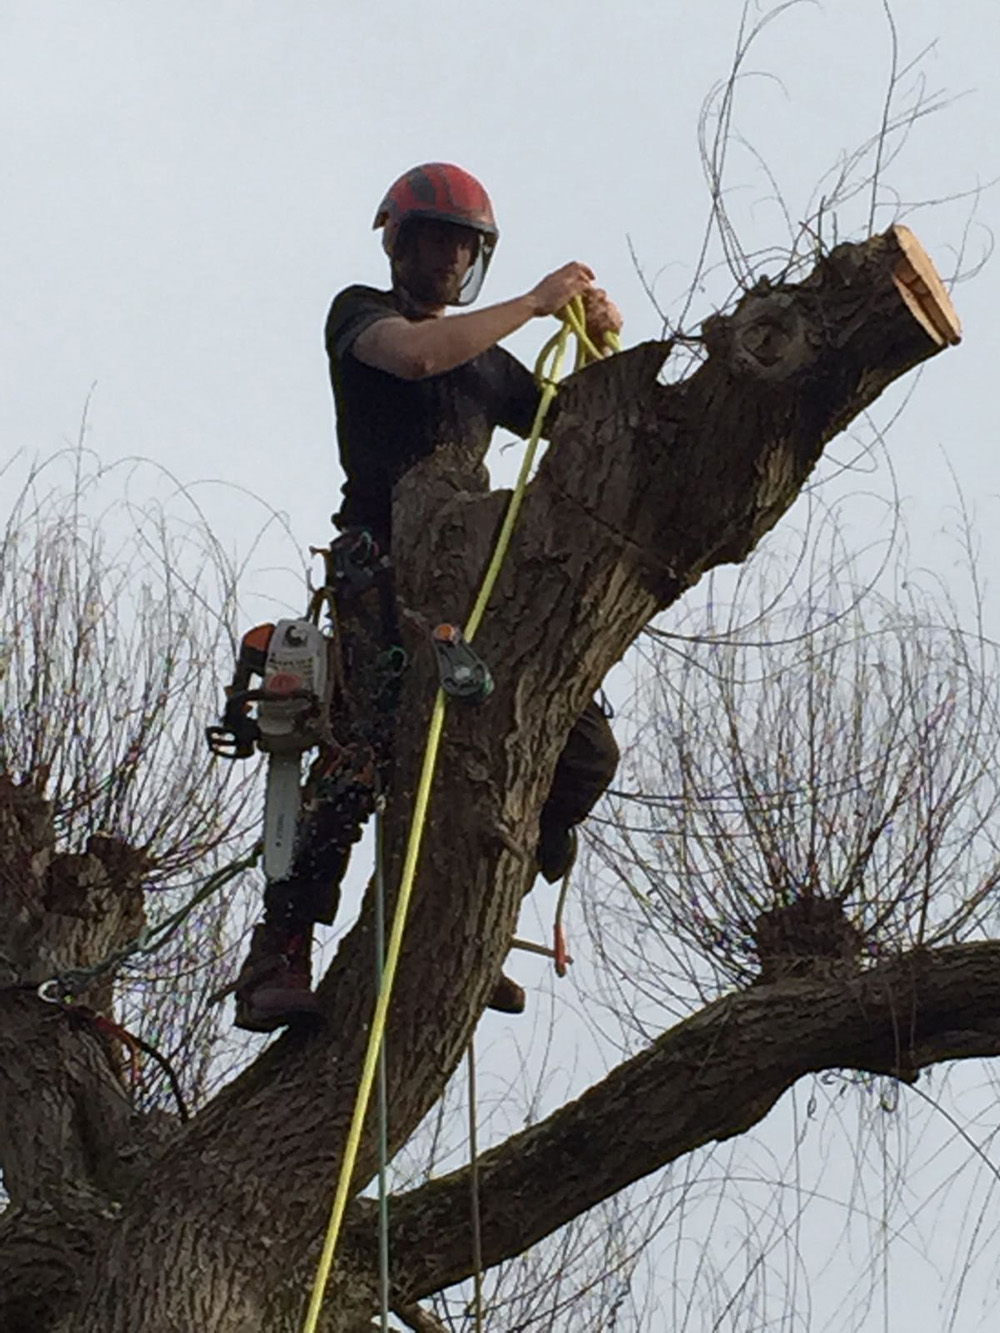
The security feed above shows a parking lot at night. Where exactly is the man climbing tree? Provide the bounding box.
[233,163,622,1031]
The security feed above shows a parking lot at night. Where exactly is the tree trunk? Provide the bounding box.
[0,228,966,1331]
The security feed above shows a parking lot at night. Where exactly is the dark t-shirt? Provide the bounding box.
[325,285,542,545]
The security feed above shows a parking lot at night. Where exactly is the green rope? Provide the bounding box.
[374,799,391,1332]
[39,846,261,1002]
[468,1036,484,1332]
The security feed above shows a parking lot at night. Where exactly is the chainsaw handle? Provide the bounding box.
[205,723,256,760]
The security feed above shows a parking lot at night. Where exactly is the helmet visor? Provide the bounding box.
[454,233,496,305]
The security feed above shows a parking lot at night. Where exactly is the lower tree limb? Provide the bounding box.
[380,941,1000,1301]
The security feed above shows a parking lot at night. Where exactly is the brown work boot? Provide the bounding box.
[233,922,323,1033]
[487,972,526,1015]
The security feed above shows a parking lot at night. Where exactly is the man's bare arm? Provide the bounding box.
[352,262,600,380]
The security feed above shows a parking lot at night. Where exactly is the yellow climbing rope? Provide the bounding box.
[301,297,616,1332]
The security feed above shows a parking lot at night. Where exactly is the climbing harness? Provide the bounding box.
[302,297,619,1332]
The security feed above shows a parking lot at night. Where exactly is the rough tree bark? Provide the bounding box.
[0,228,968,1332]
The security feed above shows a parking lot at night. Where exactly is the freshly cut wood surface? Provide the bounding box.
[891,223,962,347]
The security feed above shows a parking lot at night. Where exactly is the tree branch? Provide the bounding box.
[394,1302,450,1332]
[0,777,149,1204]
[380,942,1000,1299]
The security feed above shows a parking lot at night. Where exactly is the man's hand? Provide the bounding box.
[580,286,623,349]
[527,264,623,348]
[527,262,596,317]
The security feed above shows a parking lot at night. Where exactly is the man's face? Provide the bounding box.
[393,218,478,307]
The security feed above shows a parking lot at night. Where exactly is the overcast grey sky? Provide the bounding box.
[3,0,996,598]
[4,2,1000,1328]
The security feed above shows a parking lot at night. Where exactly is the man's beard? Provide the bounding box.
[394,259,464,308]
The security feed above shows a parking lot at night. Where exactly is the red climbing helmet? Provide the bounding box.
[373,162,498,305]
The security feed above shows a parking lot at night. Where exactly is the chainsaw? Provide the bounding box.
[206,619,332,881]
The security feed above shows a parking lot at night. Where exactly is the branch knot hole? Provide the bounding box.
[731,294,811,380]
